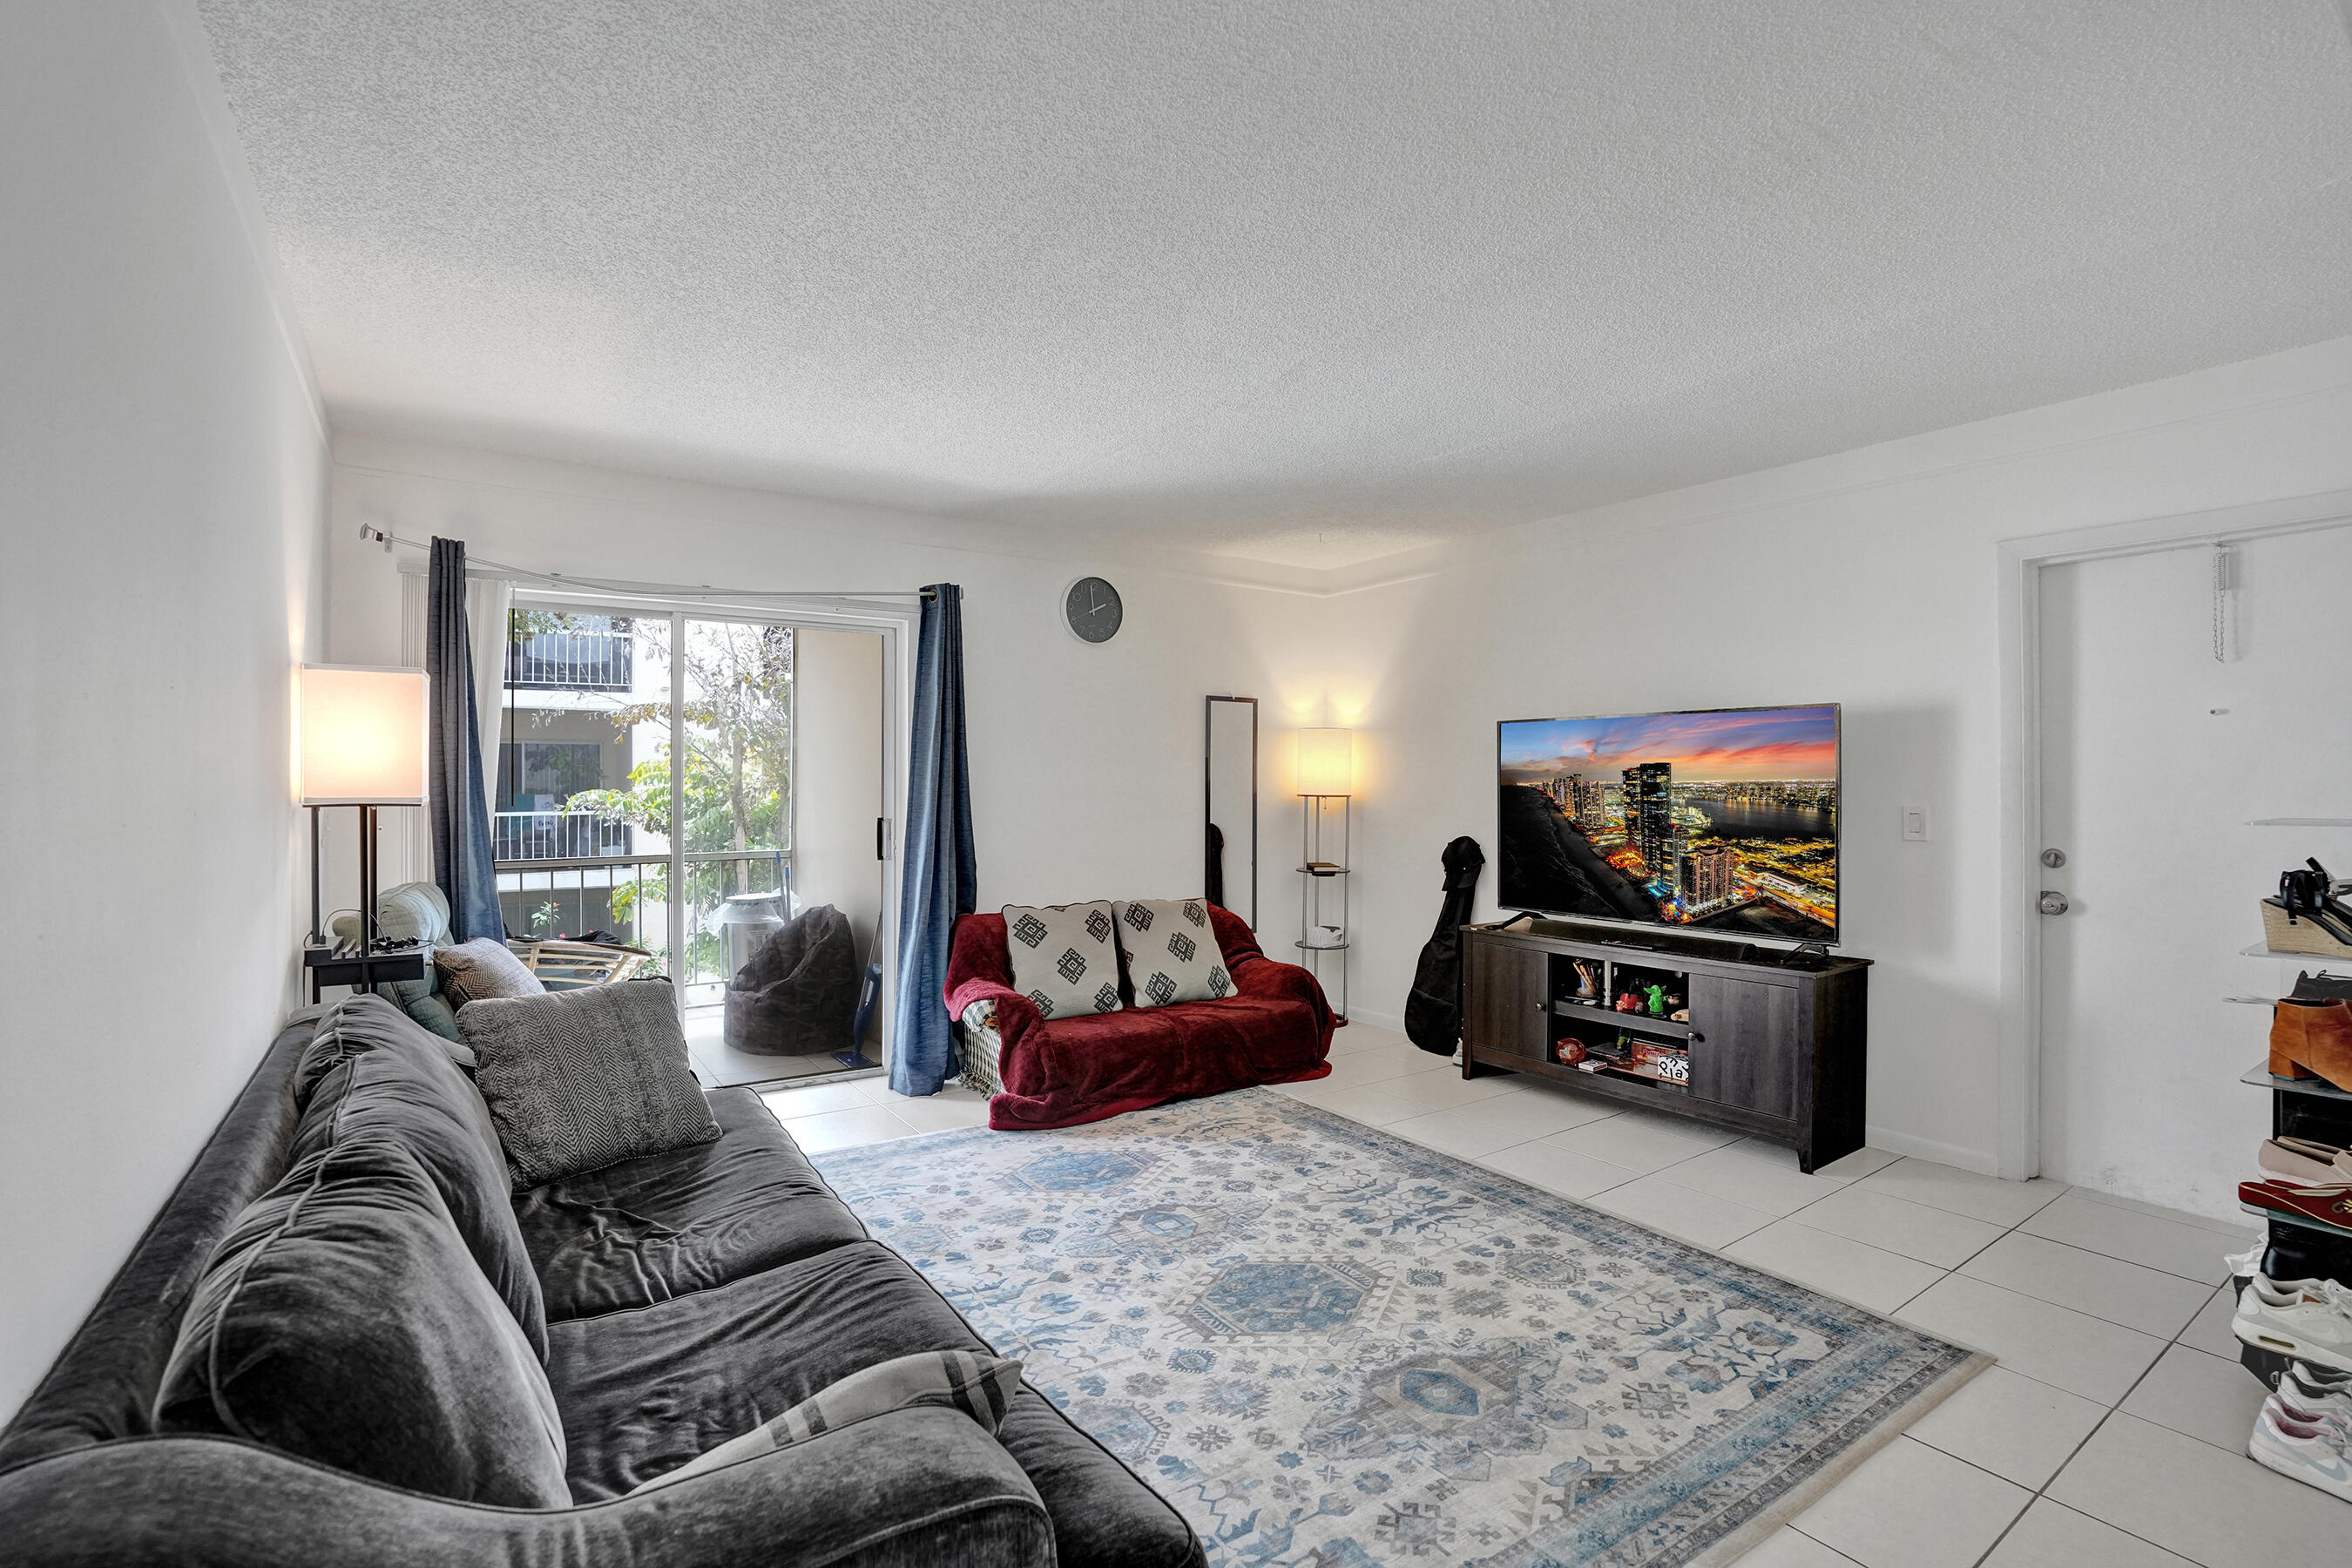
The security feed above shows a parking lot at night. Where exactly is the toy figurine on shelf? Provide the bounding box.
[1555,1038,1586,1065]
[1572,961,1598,1001]
[1644,983,1668,1017]
[1615,991,1639,1012]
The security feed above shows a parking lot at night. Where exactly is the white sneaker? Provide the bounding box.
[2275,1383,2352,1436]
[2285,1362,2352,1423]
[2248,1402,2352,1501]
[2232,1274,2352,1373]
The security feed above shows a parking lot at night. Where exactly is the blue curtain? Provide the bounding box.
[890,584,976,1095]
[428,538,504,943]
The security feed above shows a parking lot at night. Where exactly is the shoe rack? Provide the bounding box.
[2234,821,2352,1385]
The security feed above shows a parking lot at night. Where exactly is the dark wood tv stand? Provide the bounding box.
[1461,918,1869,1173]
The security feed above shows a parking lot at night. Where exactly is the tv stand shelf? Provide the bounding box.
[1463,920,1869,1173]
[1551,999,1694,1039]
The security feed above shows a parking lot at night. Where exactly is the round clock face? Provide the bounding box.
[1064,576,1123,643]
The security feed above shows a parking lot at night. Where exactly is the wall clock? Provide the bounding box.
[1064,577,1123,644]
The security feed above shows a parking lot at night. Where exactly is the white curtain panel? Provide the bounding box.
[465,577,513,823]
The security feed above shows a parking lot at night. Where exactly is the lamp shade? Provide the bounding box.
[299,665,428,805]
[1296,727,1352,796]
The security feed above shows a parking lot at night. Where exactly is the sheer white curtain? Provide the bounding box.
[466,578,514,823]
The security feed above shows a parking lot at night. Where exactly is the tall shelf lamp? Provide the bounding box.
[300,665,429,999]
[1296,727,1351,1024]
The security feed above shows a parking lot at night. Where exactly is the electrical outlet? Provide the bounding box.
[1902,806,1930,842]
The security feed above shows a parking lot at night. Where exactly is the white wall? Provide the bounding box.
[1317,335,2352,1173]
[0,3,328,1418]
[795,626,886,1038]
[323,434,1308,943]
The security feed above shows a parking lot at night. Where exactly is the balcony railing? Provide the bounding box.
[494,810,632,862]
[507,630,633,692]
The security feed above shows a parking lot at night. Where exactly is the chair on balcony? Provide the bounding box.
[516,937,654,989]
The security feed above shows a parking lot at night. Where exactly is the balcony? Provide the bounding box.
[494,810,632,862]
[507,628,632,692]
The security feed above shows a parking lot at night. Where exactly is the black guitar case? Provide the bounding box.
[1405,835,1485,1055]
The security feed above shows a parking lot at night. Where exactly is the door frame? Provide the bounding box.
[1995,486,2352,1179]
[506,588,915,1067]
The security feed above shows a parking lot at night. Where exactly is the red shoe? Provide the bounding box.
[2241,1179,2352,1237]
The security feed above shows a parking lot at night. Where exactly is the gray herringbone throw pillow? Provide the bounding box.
[456,979,719,1188]
[631,1351,1023,1494]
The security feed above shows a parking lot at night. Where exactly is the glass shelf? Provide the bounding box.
[2241,1201,2352,1243]
[2241,1063,2352,1103]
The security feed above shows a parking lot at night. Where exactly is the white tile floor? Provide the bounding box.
[759,1021,2349,1566]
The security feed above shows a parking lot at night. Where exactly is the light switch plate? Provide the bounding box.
[1902,806,1930,841]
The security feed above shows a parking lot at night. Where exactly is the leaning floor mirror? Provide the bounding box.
[1205,695,1258,928]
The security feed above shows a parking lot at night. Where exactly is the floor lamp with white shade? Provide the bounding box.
[298,665,429,964]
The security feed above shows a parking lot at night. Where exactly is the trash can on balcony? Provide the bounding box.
[713,891,790,980]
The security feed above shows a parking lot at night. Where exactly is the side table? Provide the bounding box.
[303,945,426,1004]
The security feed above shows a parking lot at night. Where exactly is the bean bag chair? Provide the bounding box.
[725,904,859,1055]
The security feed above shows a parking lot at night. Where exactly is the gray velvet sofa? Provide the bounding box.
[0,999,1203,1567]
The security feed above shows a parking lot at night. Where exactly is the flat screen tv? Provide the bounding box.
[1497,704,1840,943]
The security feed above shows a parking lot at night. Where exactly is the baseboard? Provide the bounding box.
[1863,1125,1997,1176]
[1338,1007,1405,1033]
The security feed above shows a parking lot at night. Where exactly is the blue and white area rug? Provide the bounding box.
[812,1087,1986,1567]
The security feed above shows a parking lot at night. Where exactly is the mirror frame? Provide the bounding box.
[1204,695,1258,928]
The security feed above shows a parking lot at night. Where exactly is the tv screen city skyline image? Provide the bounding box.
[1497,705,1839,942]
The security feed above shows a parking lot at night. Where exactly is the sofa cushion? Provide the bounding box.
[632,1349,1024,1493]
[1112,898,1232,1007]
[289,996,545,1356]
[153,1139,571,1508]
[405,990,466,1042]
[515,1086,868,1321]
[291,991,473,1101]
[436,937,545,1008]
[547,1240,1200,1567]
[1000,901,1123,1019]
[458,978,720,1188]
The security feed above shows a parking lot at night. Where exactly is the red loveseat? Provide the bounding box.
[944,902,1335,1131]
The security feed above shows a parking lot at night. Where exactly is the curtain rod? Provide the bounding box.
[366,525,934,601]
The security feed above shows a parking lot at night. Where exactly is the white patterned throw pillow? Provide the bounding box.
[1113,898,1232,1008]
[1000,902,1124,1019]
[631,1350,1023,1493]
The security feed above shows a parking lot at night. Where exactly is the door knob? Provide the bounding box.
[2038,890,2070,916]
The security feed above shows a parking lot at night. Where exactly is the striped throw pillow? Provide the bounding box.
[632,1350,1024,1493]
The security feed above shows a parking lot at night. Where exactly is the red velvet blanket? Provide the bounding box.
[944,904,1335,1131]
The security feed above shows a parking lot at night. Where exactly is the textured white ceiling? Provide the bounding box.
[199,1,2352,568]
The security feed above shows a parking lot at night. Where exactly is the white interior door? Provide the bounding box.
[2038,525,2352,1219]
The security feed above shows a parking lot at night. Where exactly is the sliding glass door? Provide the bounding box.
[494,605,795,1010]
[672,618,793,1004]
